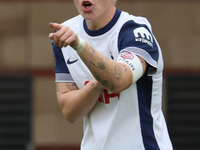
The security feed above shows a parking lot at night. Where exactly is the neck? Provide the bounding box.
[86,6,116,31]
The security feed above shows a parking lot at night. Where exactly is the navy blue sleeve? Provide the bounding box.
[118,20,159,63]
[51,40,70,74]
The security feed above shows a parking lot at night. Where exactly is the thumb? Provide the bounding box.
[49,33,54,40]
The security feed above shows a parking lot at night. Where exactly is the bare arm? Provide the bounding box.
[49,23,147,122]
[78,42,147,93]
[78,43,132,93]
[49,23,147,93]
[56,79,102,124]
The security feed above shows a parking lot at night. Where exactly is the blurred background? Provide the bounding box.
[0,0,200,150]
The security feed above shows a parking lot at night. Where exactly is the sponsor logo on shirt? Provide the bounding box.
[67,58,78,65]
[133,27,153,48]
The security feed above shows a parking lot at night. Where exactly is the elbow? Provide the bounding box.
[57,97,80,124]
[64,114,80,124]
[111,87,127,94]
[110,78,133,94]
[110,85,127,94]
[111,88,122,94]
[61,105,81,124]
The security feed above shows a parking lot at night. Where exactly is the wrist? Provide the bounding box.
[74,37,85,53]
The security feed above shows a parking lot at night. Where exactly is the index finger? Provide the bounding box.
[49,22,63,30]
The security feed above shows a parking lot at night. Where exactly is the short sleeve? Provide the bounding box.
[118,20,159,74]
[51,40,74,82]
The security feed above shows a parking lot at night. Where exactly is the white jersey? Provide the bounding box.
[52,9,173,150]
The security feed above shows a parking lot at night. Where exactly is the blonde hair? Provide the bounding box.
[114,0,117,4]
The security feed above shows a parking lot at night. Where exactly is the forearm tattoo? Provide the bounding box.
[86,44,131,89]
[56,83,60,92]
[65,82,79,91]
[56,82,78,93]
[88,44,96,53]
[88,45,123,78]
[97,62,106,70]
[93,72,114,90]
[106,64,123,80]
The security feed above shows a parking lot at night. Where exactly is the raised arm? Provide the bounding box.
[77,42,147,93]
[49,23,147,94]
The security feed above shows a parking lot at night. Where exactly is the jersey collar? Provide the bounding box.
[83,9,122,36]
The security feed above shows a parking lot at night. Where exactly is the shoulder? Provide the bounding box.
[117,11,152,30]
[115,11,154,49]
[117,12,161,73]
[118,17,155,51]
[129,15,152,31]
[119,13,152,36]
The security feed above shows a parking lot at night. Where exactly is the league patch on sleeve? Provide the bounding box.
[117,52,136,72]
[121,52,134,60]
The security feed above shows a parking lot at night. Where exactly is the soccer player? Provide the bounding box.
[49,0,173,149]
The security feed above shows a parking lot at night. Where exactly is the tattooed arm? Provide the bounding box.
[78,42,147,93]
[49,23,147,93]
[56,79,103,124]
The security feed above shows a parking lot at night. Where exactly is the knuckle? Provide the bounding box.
[64,40,70,46]
[59,37,65,42]
[54,33,59,38]
[63,26,69,31]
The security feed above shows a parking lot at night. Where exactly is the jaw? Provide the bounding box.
[76,0,116,30]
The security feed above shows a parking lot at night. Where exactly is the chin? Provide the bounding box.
[81,13,95,21]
